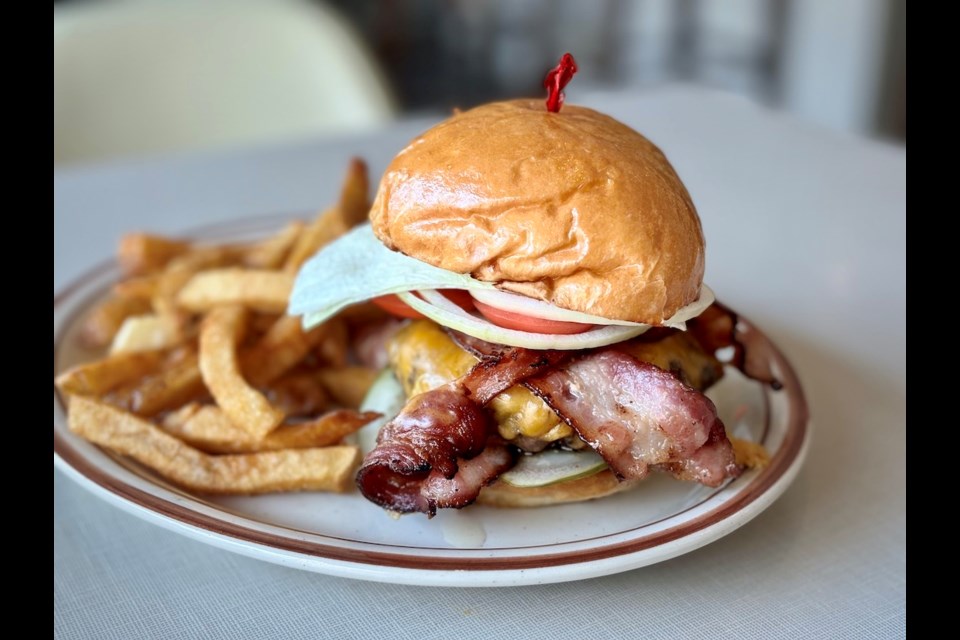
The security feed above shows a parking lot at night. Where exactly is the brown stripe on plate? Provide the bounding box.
[53,215,809,572]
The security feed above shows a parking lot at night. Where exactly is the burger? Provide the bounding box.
[289,97,769,516]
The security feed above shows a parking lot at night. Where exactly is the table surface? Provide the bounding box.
[54,86,906,640]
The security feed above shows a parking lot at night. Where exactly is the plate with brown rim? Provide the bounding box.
[53,215,810,587]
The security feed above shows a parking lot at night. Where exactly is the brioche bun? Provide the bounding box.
[370,99,705,324]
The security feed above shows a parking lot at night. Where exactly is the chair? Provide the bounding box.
[54,0,396,165]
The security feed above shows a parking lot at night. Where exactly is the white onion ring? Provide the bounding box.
[470,288,643,326]
[398,291,649,350]
[471,285,715,331]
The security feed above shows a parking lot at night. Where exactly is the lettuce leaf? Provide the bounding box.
[289,223,715,332]
[289,224,496,328]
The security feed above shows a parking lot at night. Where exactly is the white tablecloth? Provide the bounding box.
[54,86,906,639]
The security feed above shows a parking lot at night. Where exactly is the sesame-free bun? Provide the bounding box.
[369,99,705,324]
[477,470,636,508]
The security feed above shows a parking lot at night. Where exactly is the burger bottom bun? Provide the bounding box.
[477,470,637,508]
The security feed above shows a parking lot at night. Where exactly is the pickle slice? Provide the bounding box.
[499,449,608,488]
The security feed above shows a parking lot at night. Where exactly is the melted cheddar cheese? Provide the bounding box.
[388,321,567,441]
[386,320,723,447]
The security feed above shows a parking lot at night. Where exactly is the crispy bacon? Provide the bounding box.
[526,350,739,486]
[461,347,567,404]
[447,330,506,358]
[356,344,565,515]
[356,436,515,514]
[688,302,781,388]
[361,328,744,515]
[657,420,740,486]
[372,386,488,479]
[420,440,516,509]
[453,330,740,486]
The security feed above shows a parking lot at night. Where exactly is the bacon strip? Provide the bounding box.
[420,440,516,509]
[657,420,740,486]
[447,330,506,358]
[356,345,565,515]
[453,330,740,486]
[688,302,781,388]
[461,347,567,404]
[371,386,488,479]
[360,330,743,515]
[526,351,739,486]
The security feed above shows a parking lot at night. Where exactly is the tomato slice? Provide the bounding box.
[371,290,476,320]
[437,289,476,312]
[371,294,424,319]
[472,299,594,335]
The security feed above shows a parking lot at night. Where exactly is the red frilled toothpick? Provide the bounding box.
[544,53,578,113]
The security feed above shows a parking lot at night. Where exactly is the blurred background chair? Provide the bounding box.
[334,0,903,140]
[54,0,396,166]
[54,0,903,167]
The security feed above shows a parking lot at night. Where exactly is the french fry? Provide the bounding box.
[282,161,370,272]
[60,160,384,498]
[161,405,377,454]
[161,402,203,426]
[109,314,183,354]
[68,396,361,494]
[337,158,371,228]
[315,317,349,367]
[198,305,284,438]
[176,268,294,314]
[240,315,321,387]
[118,233,191,276]
[247,312,281,334]
[55,350,167,397]
[79,296,153,348]
[263,372,329,416]
[152,246,240,314]
[240,316,344,387]
[112,275,160,301]
[243,221,304,269]
[316,366,379,409]
[106,346,206,416]
[283,208,349,273]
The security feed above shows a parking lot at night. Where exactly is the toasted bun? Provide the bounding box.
[477,470,637,508]
[370,99,705,324]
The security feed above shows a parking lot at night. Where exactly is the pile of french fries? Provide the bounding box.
[56,160,387,495]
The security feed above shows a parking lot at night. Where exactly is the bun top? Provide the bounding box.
[369,99,705,324]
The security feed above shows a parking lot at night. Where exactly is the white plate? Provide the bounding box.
[53,215,810,587]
